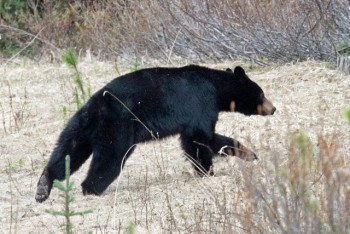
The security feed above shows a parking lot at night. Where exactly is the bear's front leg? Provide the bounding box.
[209,133,258,161]
[180,133,215,176]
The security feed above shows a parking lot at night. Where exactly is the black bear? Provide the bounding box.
[35,65,276,202]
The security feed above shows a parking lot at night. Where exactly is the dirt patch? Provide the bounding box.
[1,60,349,233]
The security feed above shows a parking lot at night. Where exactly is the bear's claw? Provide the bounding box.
[219,143,258,161]
[236,144,258,161]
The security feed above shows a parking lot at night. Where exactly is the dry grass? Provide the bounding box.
[0,59,349,233]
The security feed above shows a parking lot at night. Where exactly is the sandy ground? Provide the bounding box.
[0,59,349,233]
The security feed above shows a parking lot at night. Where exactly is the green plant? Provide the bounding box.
[126,222,136,234]
[45,155,93,234]
[338,42,350,55]
[0,0,27,29]
[62,48,91,115]
[345,108,350,124]
[2,159,24,174]
[0,0,42,58]
[129,58,141,72]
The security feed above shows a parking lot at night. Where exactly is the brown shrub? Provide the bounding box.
[1,0,350,62]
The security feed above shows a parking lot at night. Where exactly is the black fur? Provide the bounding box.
[36,65,272,202]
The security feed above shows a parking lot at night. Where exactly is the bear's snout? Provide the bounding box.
[257,97,276,115]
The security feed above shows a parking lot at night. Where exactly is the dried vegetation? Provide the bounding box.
[1,0,350,65]
[0,59,349,233]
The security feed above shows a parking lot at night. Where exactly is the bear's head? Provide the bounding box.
[226,66,276,116]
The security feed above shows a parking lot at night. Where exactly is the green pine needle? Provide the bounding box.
[62,49,78,69]
[45,155,93,233]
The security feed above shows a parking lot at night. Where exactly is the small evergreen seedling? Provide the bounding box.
[45,155,93,234]
[62,48,91,113]
[62,49,78,70]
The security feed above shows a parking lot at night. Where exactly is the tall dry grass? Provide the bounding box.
[234,133,349,233]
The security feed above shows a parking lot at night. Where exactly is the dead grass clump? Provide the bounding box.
[0,80,30,134]
[266,138,341,233]
[337,55,350,74]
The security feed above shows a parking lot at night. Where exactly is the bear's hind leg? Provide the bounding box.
[81,139,136,196]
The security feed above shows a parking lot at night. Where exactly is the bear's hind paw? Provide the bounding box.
[35,168,52,203]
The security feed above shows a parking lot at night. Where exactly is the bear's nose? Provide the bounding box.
[271,107,276,115]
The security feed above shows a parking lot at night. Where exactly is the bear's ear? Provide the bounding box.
[226,68,233,73]
[233,66,246,76]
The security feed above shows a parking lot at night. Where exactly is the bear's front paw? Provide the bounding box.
[220,144,258,161]
[35,168,52,203]
[236,144,258,161]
